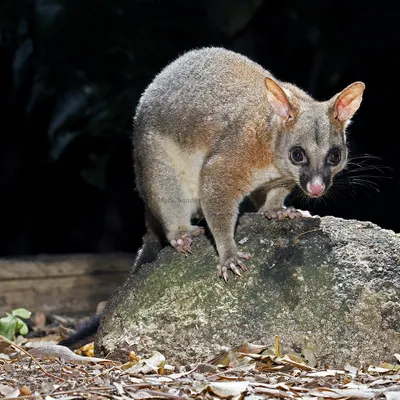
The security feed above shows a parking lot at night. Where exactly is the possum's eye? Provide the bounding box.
[290,147,306,165]
[327,148,341,166]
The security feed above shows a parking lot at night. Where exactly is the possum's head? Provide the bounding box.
[265,77,365,197]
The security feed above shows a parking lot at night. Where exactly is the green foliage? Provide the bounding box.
[0,308,31,341]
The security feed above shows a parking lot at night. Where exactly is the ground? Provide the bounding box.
[1,313,400,399]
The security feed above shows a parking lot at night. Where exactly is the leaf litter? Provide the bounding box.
[2,330,400,400]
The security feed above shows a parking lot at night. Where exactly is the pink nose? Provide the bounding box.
[310,183,324,196]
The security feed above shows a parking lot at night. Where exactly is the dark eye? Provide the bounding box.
[328,148,341,165]
[290,147,305,164]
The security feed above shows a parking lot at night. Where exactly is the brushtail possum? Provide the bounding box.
[59,46,365,349]
[133,47,365,280]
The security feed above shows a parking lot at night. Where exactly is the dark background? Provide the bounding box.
[0,0,398,257]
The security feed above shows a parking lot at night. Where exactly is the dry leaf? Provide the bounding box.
[206,381,250,397]
[124,351,166,375]
[344,363,358,375]
[380,363,400,372]
[75,342,94,357]
[244,395,266,400]
[19,385,31,395]
[233,342,269,355]
[306,369,344,377]
[302,347,317,368]
[385,392,400,400]
[28,344,117,365]
[0,384,19,398]
[368,365,393,374]
[113,381,125,395]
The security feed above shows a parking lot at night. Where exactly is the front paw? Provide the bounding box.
[264,206,311,220]
[217,251,252,281]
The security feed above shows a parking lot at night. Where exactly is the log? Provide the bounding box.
[0,253,134,316]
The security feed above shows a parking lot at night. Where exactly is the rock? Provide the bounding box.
[95,214,400,368]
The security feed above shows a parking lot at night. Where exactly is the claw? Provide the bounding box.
[217,251,252,281]
[170,226,205,255]
[264,207,310,220]
[170,235,193,254]
[230,262,242,276]
[237,251,251,261]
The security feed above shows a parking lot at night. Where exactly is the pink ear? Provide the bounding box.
[264,77,293,122]
[334,81,365,122]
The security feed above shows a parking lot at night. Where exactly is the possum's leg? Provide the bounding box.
[260,187,309,219]
[200,156,252,281]
[134,137,204,255]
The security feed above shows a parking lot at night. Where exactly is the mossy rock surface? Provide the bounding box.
[95,214,400,367]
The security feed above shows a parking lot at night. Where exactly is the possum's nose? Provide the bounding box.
[306,178,325,197]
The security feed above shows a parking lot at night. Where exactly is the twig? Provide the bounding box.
[293,229,321,245]
[93,364,119,378]
[207,365,255,380]
[139,389,187,399]
[4,386,115,399]
[0,335,65,382]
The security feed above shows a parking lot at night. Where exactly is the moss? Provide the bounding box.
[96,214,400,368]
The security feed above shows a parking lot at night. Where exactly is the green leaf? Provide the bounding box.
[11,308,31,319]
[0,315,14,325]
[15,318,29,336]
[0,319,17,341]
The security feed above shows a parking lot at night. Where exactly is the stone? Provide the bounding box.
[95,214,400,368]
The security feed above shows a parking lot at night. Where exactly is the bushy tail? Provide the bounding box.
[58,314,100,349]
[58,209,164,349]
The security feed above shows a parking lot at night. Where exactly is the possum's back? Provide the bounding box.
[134,47,271,142]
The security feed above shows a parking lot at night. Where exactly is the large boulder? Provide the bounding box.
[95,214,400,368]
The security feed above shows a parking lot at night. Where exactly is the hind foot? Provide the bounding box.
[264,206,311,220]
[170,226,205,255]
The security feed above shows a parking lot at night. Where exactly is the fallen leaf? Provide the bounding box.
[28,344,118,365]
[244,395,265,400]
[113,381,125,395]
[380,363,400,372]
[368,366,393,374]
[206,381,250,397]
[369,379,398,387]
[75,342,94,357]
[252,386,290,398]
[124,351,166,375]
[19,385,31,395]
[24,338,60,348]
[385,392,400,400]
[302,347,317,368]
[233,342,269,355]
[344,363,359,375]
[306,369,344,377]
[0,384,19,398]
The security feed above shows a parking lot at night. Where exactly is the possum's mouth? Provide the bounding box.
[298,181,329,198]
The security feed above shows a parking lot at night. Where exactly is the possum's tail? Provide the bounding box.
[57,314,101,349]
[58,211,164,349]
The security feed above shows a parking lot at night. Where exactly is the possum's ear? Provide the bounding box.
[264,77,294,123]
[332,81,365,122]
